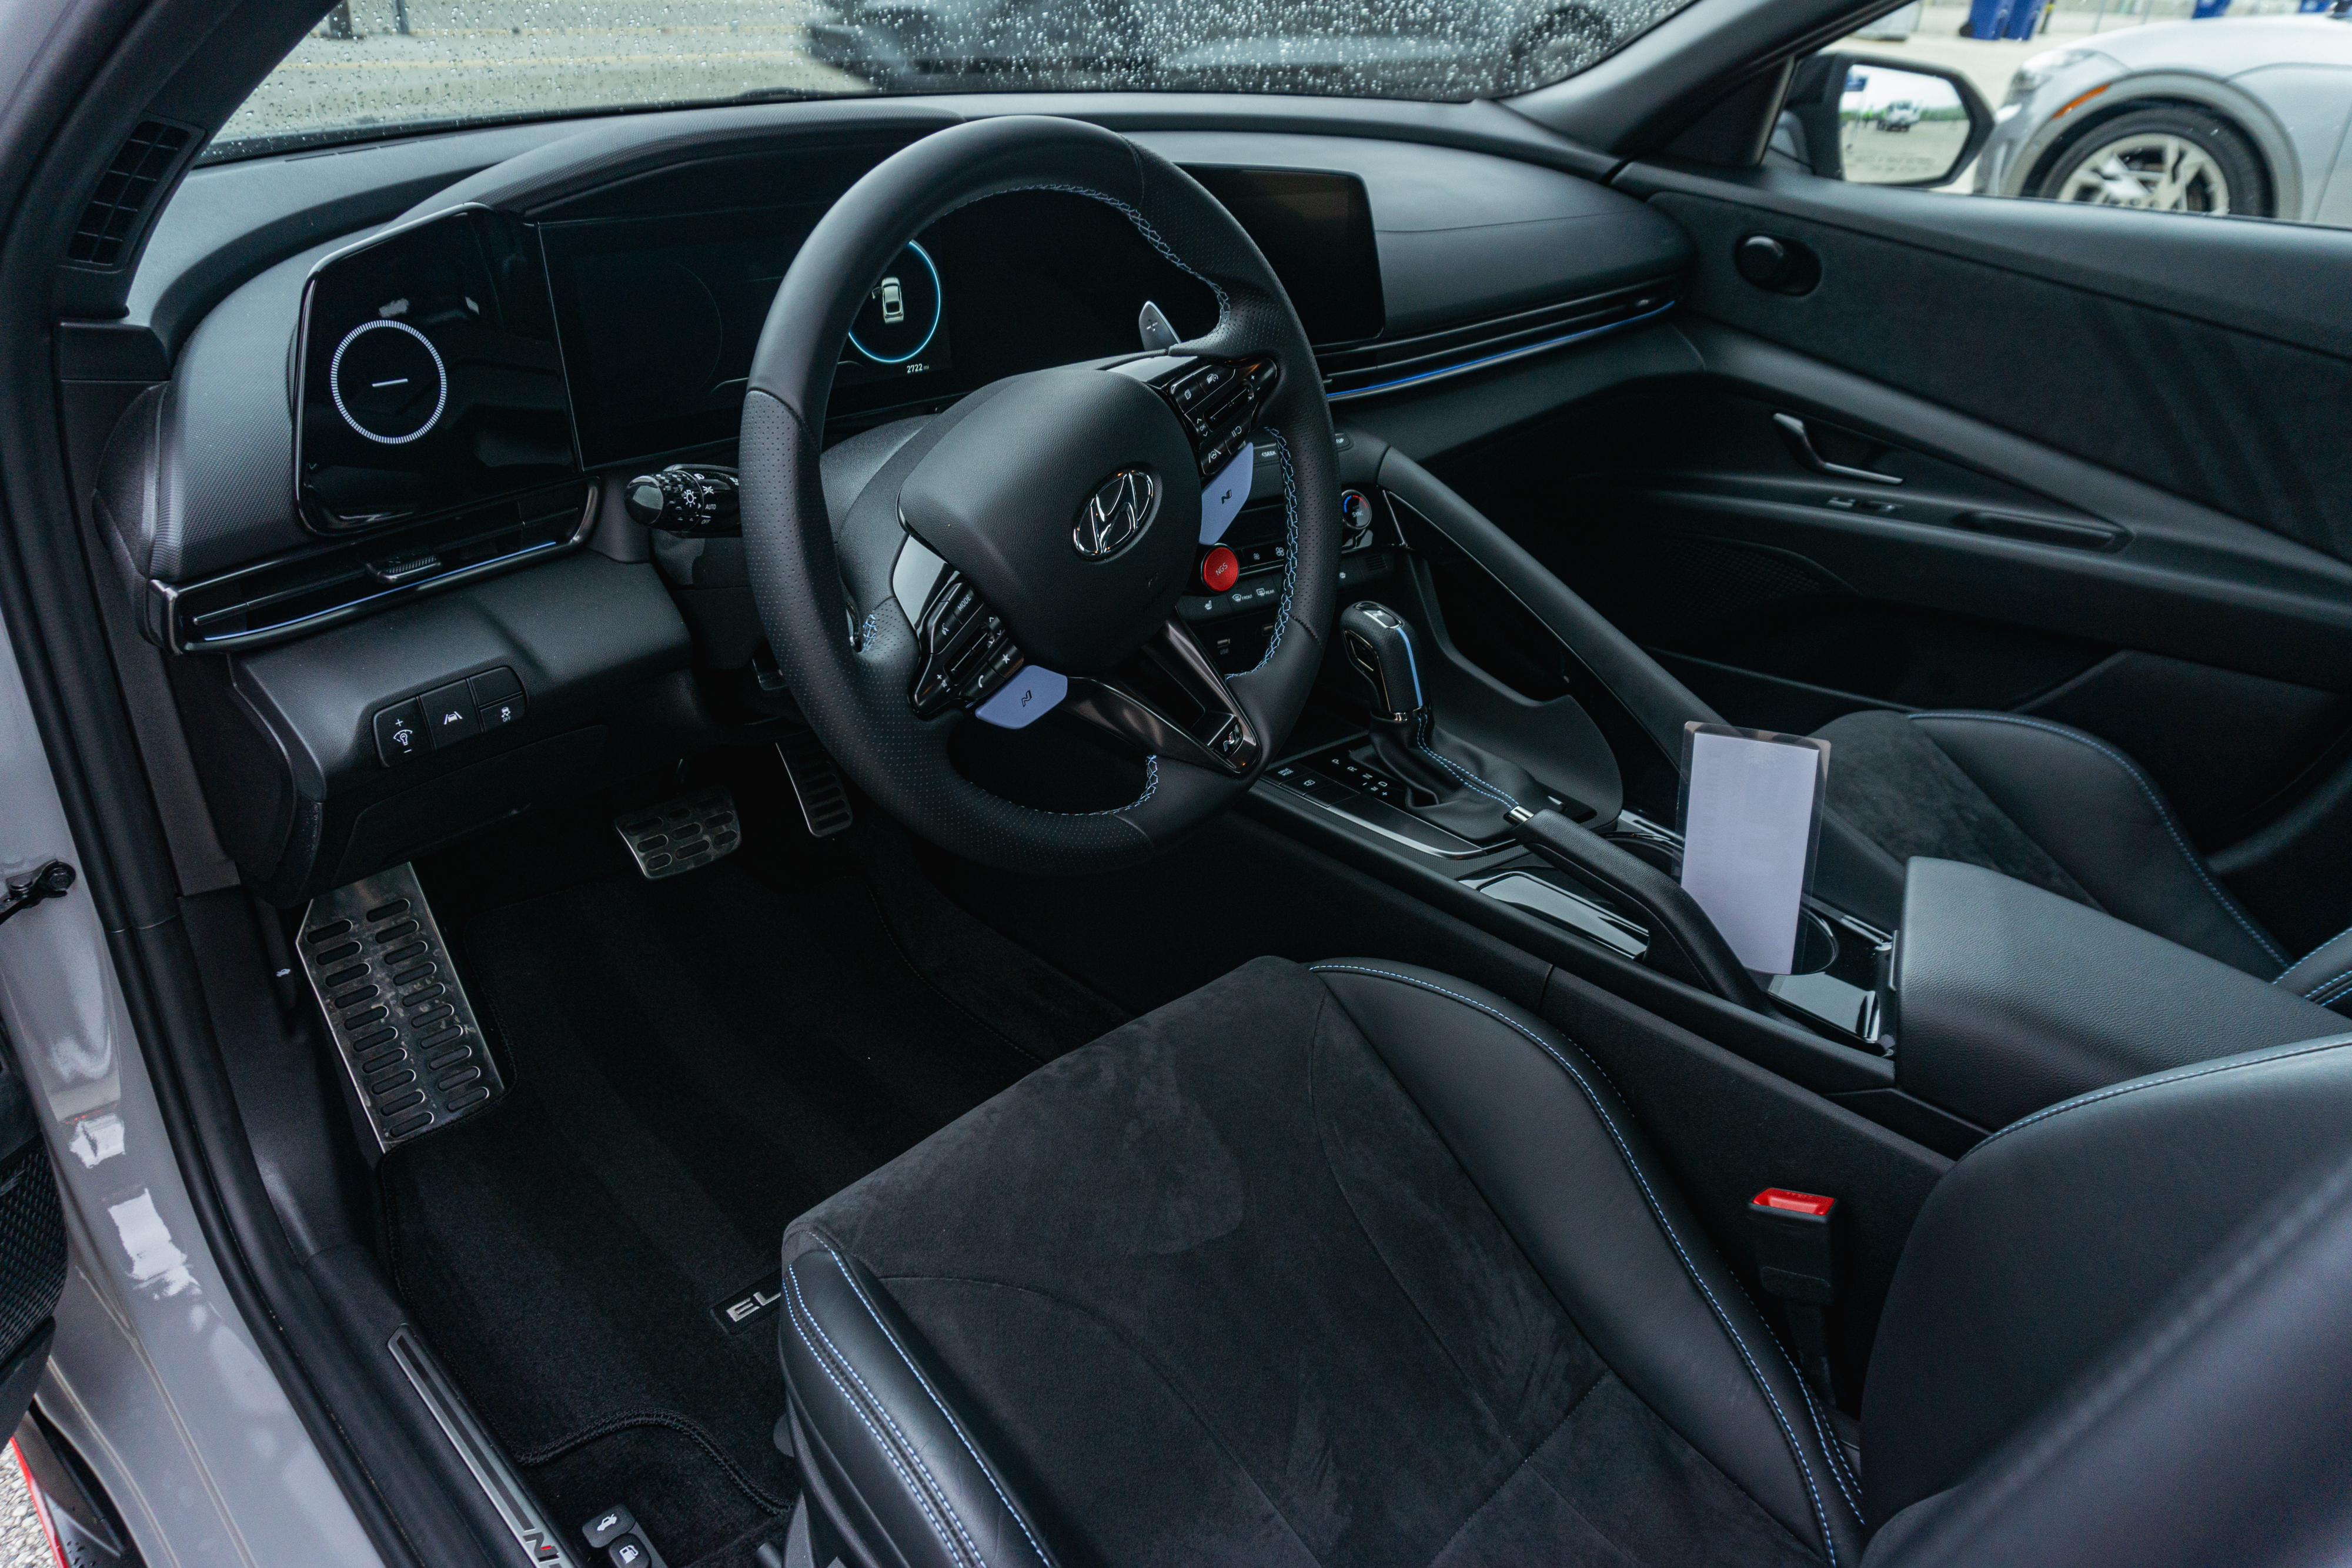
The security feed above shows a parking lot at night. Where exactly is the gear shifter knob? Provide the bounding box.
[1338,601,1424,721]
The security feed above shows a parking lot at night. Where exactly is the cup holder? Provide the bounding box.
[1602,831,1838,976]
[1790,908,1839,976]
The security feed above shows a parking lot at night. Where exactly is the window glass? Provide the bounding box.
[1797,0,2352,226]
[215,0,1700,160]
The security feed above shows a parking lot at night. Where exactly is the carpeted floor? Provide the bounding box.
[380,780,1124,1567]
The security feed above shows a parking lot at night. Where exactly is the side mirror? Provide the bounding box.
[1769,52,1995,188]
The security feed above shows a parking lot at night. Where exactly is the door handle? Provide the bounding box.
[1773,413,1903,487]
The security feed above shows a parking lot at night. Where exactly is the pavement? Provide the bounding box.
[0,1448,47,1568]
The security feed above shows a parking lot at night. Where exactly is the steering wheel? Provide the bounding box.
[739,116,1341,874]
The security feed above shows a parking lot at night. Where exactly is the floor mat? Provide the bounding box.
[382,838,1114,1566]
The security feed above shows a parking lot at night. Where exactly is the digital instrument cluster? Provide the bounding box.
[294,207,577,533]
[289,167,1378,537]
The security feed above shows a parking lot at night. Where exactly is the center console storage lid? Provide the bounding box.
[1892,858,2339,1131]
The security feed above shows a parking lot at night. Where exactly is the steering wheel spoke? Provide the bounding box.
[1122,353,1281,484]
[1064,617,1259,775]
[906,566,1034,719]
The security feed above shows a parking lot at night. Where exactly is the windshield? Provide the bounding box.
[213,0,1690,158]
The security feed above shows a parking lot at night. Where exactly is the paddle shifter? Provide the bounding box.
[1337,601,1544,841]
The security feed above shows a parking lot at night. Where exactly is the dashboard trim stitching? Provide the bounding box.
[1325,300,1678,403]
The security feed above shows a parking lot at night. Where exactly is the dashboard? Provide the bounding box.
[77,101,1691,904]
[290,164,1383,534]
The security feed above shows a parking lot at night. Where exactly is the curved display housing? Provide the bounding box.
[295,206,577,533]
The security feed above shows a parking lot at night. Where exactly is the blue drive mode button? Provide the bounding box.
[974,666,1067,729]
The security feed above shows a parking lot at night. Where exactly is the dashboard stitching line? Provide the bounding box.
[1306,963,1844,1563]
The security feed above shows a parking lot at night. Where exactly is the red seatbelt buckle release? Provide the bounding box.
[1748,1189,1836,1305]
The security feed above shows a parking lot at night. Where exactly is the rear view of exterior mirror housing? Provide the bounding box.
[1770,52,1996,188]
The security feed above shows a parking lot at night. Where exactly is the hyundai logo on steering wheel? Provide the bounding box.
[1073,467,1158,560]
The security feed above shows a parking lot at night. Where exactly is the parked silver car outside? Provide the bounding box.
[1974,7,2352,220]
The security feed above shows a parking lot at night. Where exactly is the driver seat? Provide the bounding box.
[777,958,2352,1567]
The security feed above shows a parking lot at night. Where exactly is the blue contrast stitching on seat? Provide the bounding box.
[828,1250,1054,1567]
[1969,1033,2352,1156]
[789,1262,989,1567]
[1916,711,2287,971]
[1307,963,1846,1561]
[2284,921,2352,998]
[1414,711,1522,810]
[784,1265,971,1566]
[1774,1308,1864,1520]
[2310,973,2352,1009]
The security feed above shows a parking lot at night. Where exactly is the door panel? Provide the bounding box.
[1436,166,2352,947]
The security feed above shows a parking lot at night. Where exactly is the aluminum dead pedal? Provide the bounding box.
[614,786,741,878]
[775,731,853,838]
[299,862,503,1152]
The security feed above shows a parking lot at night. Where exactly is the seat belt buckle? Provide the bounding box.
[1748,1188,1836,1304]
[1749,1189,1839,1402]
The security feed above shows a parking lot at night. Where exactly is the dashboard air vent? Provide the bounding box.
[149,482,596,653]
[69,121,194,268]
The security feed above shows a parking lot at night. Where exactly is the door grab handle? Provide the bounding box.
[1773,413,1903,487]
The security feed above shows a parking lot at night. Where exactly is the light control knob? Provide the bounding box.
[622,464,741,534]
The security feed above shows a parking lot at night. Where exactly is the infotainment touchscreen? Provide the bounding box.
[1182,167,1384,347]
[541,205,954,472]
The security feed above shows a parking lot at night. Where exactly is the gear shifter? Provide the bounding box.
[1337,601,1544,842]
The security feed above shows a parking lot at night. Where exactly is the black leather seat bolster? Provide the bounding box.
[1311,960,1864,1567]
[1913,712,2287,979]
[1865,1142,2352,1568]
[780,1236,1057,1568]
[1861,1032,2352,1528]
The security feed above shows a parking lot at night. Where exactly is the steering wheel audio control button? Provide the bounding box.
[908,568,1034,720]
[1200,546,1240,593]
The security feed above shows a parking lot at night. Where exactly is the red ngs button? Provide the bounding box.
[1751,1188,1836,1217]
[1199,545,1240,593]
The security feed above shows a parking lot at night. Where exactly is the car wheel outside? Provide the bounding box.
[2030,104,2271,216]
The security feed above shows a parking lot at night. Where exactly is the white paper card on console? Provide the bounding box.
[1677,726,1829,975]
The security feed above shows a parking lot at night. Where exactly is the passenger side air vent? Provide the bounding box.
[148,481,596,653]
[68,119,197,269]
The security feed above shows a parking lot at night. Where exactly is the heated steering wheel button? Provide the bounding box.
[373,701,427,767]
